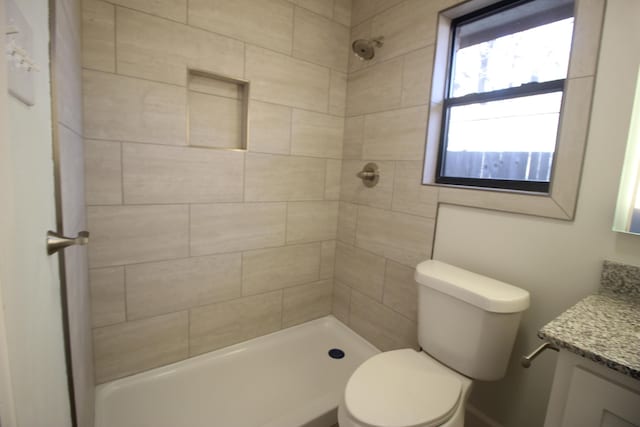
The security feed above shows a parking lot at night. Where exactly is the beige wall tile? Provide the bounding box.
[87,205,189,268]
[354,206,390,257]
[109,0,187,22]
[320,240,336,279]
[332,281,351,324]
[383,260,418,321]
[84,140,121,205]
[89,267,125,327]
[283,280,333,327]
[190,203,286,256]
[325,159,342,200]
[334,242,385,300]
[370,0,439,62]
[245,153,326,201]
[363,105,428,160]
[291,110,344,159]
[189,0,293,54]
[189,291,282,355]
[392,161,439,218]
[337,202,358,244]
[242,243,321,295]
[287,201,339,243]
[350,290,417,351]
[356,207,434,267]
[122,143,244,204]
[293,8,349,71]
[402,46,434,107]
[126,254,242,320]
[329,70,347,116]
[347,58,403,116]
[93,311,188,383]
[351,0,403,26]
[189,92,243,149]
[333,0,352,26]
[351,0,378,26]
[246,46,330,112]
[294,0,334,18]
[340,160,395,209]
[248,101,291,155]
[343,116,364,160]
[83,70,187,145]
[81,0,114,72]
[384,212,433,267]
[117,8,244,86]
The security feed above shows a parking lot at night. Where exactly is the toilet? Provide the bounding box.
[338,260,530,427]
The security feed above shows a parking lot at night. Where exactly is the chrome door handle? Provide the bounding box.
[46,230,90,255]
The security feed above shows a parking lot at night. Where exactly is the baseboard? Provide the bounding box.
[466,404,504,427]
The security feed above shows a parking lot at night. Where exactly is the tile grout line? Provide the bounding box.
[83,67,353,120]
[284,202,289,244]
[290,6,296,56]
[112,3,349,75]
[122,267,128,321]
[89,238,348,273]
[288,108,294,155]
[98,274,333,333]
[280,289,285,330]
[113,4,118,74]
[187,204,191,257]
[187,307,191,357]
[381,257,389,304]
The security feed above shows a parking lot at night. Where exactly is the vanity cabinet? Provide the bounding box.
[544,350,640,427]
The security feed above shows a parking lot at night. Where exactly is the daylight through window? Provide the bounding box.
[437,0,575,192]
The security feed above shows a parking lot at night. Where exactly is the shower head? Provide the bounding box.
[351,37,384,61]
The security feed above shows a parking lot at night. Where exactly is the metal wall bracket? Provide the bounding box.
[521,341,559,368]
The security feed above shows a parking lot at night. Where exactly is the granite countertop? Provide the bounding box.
[538,261,640,380]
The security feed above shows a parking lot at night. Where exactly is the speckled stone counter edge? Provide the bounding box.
[538,260,640,380]
[538,305,640,380]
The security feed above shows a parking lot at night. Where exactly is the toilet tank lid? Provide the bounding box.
[415,260,530,313]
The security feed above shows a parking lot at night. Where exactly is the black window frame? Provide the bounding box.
[435,0,573,194]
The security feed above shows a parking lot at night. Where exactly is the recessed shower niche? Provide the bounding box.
[187,69,249,150]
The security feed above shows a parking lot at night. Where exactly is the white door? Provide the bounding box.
[0,0,73,426]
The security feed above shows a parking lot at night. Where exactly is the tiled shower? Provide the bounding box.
[82,0,463,384]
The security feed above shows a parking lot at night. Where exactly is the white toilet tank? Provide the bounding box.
[414,260,530,381]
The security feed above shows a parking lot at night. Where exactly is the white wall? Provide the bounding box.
[0,2,17,425]
[432,1,640,426]
[0,0,73,426]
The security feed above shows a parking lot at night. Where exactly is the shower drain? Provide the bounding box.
[328,348,345,359]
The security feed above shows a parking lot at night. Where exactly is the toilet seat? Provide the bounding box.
[344,349,462,427]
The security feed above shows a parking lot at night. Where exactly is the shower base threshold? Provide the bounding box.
[94,316,379,427]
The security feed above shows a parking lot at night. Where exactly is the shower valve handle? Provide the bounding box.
[356,163,380,188]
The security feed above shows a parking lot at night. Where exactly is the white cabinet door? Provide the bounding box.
[561,367,640,427]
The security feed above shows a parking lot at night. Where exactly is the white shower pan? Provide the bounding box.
[94,316,379,427]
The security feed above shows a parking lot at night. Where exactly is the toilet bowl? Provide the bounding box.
[338,260,530,427]
[338,349,473,427]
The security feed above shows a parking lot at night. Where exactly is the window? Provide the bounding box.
[436,0,575,193]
